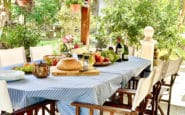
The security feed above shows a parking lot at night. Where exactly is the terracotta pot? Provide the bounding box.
[16,0,32,7]
[70,4,81,13]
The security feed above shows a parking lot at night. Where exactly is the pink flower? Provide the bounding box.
[62,35,77,50]
[63,37,68,43]
[62,35,74,43]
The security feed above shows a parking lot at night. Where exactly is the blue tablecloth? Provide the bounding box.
[5,56,150,115]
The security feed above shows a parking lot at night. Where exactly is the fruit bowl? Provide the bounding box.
[94,62,112,66]
[12,63,35,74]
[43,55,66,66]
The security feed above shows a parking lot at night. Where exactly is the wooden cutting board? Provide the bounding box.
[51,66,100,76]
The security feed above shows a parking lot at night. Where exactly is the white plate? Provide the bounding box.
[0,70,25,81]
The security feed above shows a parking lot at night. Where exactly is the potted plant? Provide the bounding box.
[65,0,83,13]
[16,0,33,7]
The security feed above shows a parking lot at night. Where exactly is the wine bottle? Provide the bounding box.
[123,44,129,61]
[115,37,123,62]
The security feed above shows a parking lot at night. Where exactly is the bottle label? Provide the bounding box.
[124,55,128,59]
[83,60,88,71]
[117,48,122,58]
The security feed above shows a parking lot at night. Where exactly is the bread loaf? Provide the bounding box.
[56,58,82,71]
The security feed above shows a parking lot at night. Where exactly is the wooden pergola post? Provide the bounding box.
[81,0,90,45]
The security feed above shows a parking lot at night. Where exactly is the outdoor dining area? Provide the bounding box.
[1,0,185,115]
[0,37,183,115]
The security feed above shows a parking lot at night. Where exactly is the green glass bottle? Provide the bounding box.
[115,36,123,62]
[122,44,129,61]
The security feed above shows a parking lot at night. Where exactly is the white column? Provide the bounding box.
[140,26,157,69]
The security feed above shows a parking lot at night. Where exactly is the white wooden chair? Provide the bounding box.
[0,47,26,67]
[152,61,166,86]
[147,61,166,115]
[29,45,53,61]
[131,70,155,112]
[71,71,156,115]
[112,62,166,115]
[0,80,13,113]
[0,80,56,115]
[106,62,165,115]
[159,57,183,115]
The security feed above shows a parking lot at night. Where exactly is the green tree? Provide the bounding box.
[0,24,41,49]
[12,0,61,28]
[56,5,81,37]
[0,24,41,58]
[65,0,83,7]
[98,0,185,51]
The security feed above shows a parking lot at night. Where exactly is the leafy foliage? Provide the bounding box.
[12,0,60,27]
[0,24,41,49]
[56,5,81,38]
[65,0,84,7]
[97,0,185,50]
[56,5,81,52]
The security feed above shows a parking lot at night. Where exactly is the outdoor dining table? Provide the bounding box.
[2,56,151,115]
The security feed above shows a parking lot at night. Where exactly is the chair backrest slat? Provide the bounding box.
[152,61,166,85]
[0,47,26,67]
[162,58,183,79]
[30,45,53,61]
[0,80,13,113]
[132,70,156,110]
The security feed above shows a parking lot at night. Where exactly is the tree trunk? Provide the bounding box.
[178,0,185,31]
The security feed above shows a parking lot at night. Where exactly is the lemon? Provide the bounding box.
[89,53,95,66]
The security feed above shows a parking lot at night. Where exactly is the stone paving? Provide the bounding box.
[171,72,185,107]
